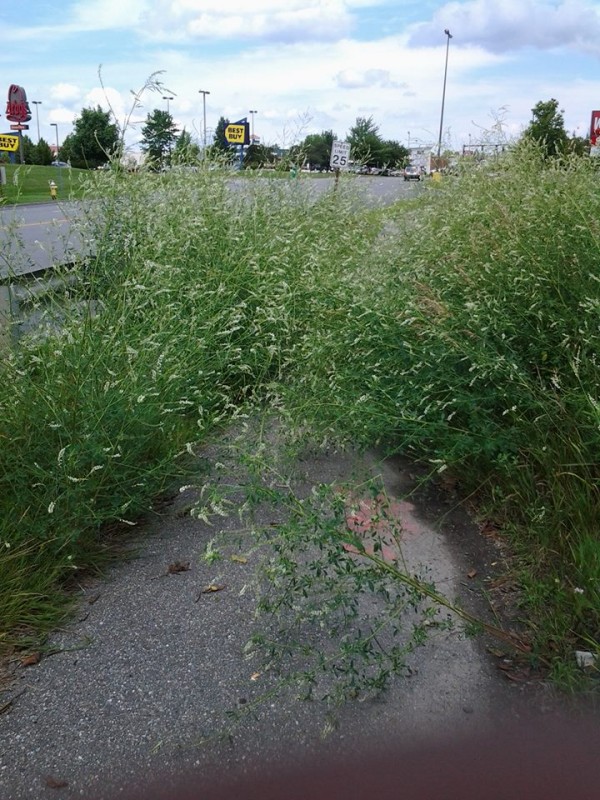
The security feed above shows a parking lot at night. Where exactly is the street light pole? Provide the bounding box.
[198,90,210,149]
[436,28,453,162]
[249,110,257,143]
[51,123,63,190]
[50,122,59,158]
[31,100,42,143]
[162,95,173,114]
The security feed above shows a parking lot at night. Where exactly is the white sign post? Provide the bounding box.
[330,140,351,190]
[330,140,351,171]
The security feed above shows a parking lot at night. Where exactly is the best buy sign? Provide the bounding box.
[225,122,249,145]
[0,134,19,152]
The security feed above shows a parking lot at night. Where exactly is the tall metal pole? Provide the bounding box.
[51,123,63,189]
[162,95,173,114]
[436,28,453,162]
[51,123,59,158]
[249,110,257,143]
[198,90,210,148]
[32,100,42,143]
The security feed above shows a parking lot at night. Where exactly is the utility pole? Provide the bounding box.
[436,28,453,162]
[51,123,63,189]
[31,100,42,143]
[198,89,210,149]
[51,122,59,159]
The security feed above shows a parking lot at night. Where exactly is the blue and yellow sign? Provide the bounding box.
[0,134,19,152]
[225,122,249,145]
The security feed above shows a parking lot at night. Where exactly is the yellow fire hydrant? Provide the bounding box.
[49,180,57,200]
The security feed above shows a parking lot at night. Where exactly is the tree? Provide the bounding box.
[21,135,36,164]
[172,129,200,164]
[140,109,178,169]
[523,99,568,158]
[243,143,276,169]
[205,116,236,165]
[59,106,119,169]
[378,139,409,170]
[297,130,336,170]
[35,137,53,166]
[346,116,384,167]
[212,116,231,154]
[567,133,589,157]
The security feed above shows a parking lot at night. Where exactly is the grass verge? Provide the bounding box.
[0,164,88,204]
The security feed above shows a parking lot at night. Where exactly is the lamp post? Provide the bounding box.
[249,109,257,143]
[31,100,42,143]
[162,95,173,114]
[198,89,210,149]
[51,123,63,189]
[50,122,59,159]
[436,28,453,163]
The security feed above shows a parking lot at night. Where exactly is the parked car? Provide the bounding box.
[403,165,421,181]
[51,161,69,168]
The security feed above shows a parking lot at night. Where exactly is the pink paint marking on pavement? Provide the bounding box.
[343,493,427,563]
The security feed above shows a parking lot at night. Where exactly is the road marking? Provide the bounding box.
[0,218,69,231]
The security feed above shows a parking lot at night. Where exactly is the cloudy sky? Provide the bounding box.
[3,0,600,153]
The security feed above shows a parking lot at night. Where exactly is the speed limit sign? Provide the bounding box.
[330,140,351,170]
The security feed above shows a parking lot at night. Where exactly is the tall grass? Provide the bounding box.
[0,166,373,645]
[2,148,599,675]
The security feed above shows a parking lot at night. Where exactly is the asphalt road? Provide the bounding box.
[0,176,421,280]
[0,202,87,279]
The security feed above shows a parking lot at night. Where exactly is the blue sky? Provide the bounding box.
[3,0,600,153]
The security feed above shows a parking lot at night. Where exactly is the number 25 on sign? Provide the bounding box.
[330,140,351,170]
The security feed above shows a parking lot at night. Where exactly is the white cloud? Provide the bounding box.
[409,0,600,56]
[335,68,408,89]
[85,86,131,123]
[72,0,148,29]
[49,83,82,103]
[48,107,78,126]
[139,0,353,42]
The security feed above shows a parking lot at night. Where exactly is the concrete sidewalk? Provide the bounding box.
[0,426,557,799]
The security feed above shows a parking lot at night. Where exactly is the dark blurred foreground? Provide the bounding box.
[118,716,597,800]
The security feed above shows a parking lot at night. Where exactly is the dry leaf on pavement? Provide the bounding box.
[20,653,41,667]
[45,777,69,789]
[166,561,190,575]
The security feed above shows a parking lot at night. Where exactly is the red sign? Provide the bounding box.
[9,123,29,130]
[6,84,31,123]
[590,110,600,145]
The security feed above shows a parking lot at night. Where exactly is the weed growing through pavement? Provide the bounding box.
[185,420,531,742]
[186,422,453,740]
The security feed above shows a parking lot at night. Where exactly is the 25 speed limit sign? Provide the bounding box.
[330,140,351,170]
